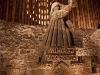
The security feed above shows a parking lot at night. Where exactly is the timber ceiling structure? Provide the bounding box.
[0,0,100,29]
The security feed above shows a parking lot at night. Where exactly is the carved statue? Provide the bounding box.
[39,0,77,62]
[42,0,77,47]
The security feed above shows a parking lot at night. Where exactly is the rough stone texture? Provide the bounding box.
[0,20,100,75]
[0,20,47,75]
[90,29,100,47]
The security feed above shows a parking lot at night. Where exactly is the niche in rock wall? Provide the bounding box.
[52,62,71,75]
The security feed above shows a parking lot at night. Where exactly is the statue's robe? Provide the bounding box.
[42,18,72,47]
[39,4,75,62]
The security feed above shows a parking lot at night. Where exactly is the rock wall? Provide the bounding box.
[0,20,100,75]
[0,20,47,75]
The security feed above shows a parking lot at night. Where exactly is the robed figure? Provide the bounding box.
[39,0,77,62]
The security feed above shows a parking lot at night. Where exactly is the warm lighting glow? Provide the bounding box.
[47,4,48,7]
[39,3,40,6]
[33,18,34,21]
[41,2,43,6]
[50,2,52,5]
[39,9,40,12]
[44,10,46,14]
[47,15,49,19]
[41,10,43,14]
[42,16,43,19]
[30,15,31,18]
[44,15,46,19]
[41,21,43,25]
[27,11,28,14]
[27,0,50,25]
[39,20,40,24]
[39,14,40,18]
[33,11,34,14]
[47,9,49,13]
[44,2,46,6]
[27,0,29,2]
[33,0,35,3]
[47,21,49,24]
[44,21,46,25]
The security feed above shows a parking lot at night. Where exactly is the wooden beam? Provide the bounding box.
[12,0,16,22]
[22,0,25,24]
[19,0,22,23]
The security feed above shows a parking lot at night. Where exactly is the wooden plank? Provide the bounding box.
[97,0,100,26]
[83,0,87,29]
[76,0,80,28]
[97,0,100,27]
[19,0,22,23]
[25,0,28,24]
[12,0,16,22]
[1,0,4,20]
[3,0,7,20]
[34,0,36,25]
[22,0,25,24]
[37,0,39,25]
[8,0,13,22]
[15,0,19,23]
[43,0,44,25]
[30,0,33,25]
[88,0,92,29]
[98,0,100,24]
[90,0,94,29]
[79,0,83,28]
[93,0,97,29]
[81,0,85,28]
[27,0,30,24]
[29,0,32,25]
[6,0,9,21]
[38,0,40,25]
[86,0,89,29]
[86,0,90,29]
[0,0,2,18]
[96,0,99,28]
[41,0,43,25]
[91,0,95,29]
[74,7,78,28]
[45,1,47,25]
[48,0,51,24]
[37,0,41,25]
[78,0,82,28]
[72,9,76,27]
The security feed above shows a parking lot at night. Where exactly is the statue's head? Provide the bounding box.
[51,2,60,12]
[50,2,60,16]
[53,5,60,11]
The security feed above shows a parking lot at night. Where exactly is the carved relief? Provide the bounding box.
[52,62,71,75]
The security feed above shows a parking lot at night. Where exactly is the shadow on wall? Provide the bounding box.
[98,24,100,29]
[0,71,7,75]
